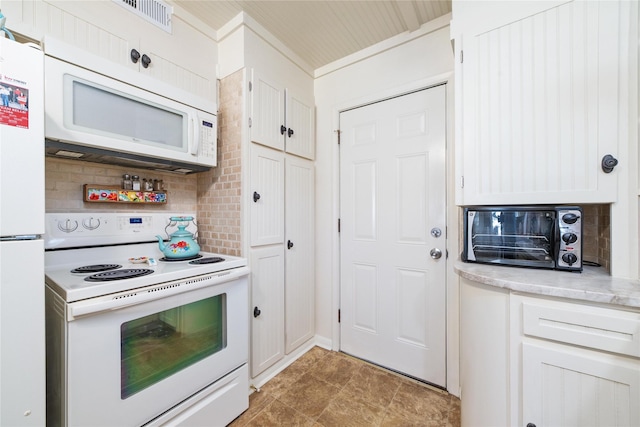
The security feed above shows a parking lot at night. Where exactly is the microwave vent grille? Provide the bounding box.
[113,0,173,33]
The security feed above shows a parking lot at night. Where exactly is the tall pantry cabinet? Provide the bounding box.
[248,69,315,377]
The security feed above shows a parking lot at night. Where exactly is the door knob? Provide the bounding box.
[430,248,442,259]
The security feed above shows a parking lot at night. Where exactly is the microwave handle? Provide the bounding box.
[189,117,199,156]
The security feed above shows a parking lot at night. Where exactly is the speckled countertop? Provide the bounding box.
[454,260,640,309]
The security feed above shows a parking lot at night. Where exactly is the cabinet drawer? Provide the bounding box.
[519,297,640,358]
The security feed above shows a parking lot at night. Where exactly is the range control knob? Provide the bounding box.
[562,253,578,265]
[562,213,580,224]
[562,233,578,244]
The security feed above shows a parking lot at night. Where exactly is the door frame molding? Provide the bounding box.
[329,72,460,395]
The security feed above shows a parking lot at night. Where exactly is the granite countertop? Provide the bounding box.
[454,260,640,309]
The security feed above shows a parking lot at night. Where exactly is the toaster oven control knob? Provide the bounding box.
[562,252,578,265]
[562,233,578,244]
[562,213,580,224]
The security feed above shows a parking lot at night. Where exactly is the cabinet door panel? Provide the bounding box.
[285,90,315,160]
[459,0,632,204]
[523,342,640,427]
[250,246,285,376]
[250,145,285,246]
[285,157,315,353]
[251,70,285,151]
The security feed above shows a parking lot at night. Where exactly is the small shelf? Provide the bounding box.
[83,184,167,204]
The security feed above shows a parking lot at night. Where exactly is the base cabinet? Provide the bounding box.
[460,278,640,427]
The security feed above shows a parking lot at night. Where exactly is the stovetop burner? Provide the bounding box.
[159,254,203,262]
[84,268,154,282]
[189,257,225,265]
[71,264,122,274]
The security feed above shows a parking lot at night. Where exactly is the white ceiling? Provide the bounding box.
[172,1,452,70]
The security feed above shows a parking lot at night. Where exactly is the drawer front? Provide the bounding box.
[519,296,640,358]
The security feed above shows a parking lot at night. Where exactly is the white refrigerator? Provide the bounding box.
[0,37,45,426]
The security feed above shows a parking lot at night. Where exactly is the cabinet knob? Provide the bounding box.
[253,306,261,318]
[287,128,294,138]
[253,191,261,202]
[526,424,537,427]
[141,54,151,69]
[130,49,141,63]
[287,240,294,249]
[601,154,618,173]
[280,125,287,135]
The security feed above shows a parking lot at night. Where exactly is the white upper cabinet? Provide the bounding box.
[2,0,217,101]
[454,0,636,205]
[250,69,315,160]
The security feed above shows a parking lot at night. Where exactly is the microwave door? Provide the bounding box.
[470,210,556,269]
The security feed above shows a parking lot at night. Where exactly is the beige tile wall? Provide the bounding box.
[45,157,198,213]
[582,204,610,272]
[196,69,244,256]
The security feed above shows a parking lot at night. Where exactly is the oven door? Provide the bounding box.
[54,269,248,427]
[465,208,557,269]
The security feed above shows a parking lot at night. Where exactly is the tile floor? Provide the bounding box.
[229,346,461,426]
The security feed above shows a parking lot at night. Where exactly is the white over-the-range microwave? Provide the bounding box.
[43,39,217,174]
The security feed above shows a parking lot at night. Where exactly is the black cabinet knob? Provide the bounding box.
[141,54,151,69]
[287,240,294,249]
[130,49,141,63]
[526,423,537,427]
[253,191,261,202]
[253,306,261,318]
[287,128,294,138]
[601,154,618,173]
[280,125,287,135]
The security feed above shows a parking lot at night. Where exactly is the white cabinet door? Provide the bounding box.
[458,0,633,205]
[284,157,315,353]
[250,69,315,160]
[250,70,285,151]
[250,144,285,247]
[522,341,640,427]
[250,246,285,377]
[285,89,315,160]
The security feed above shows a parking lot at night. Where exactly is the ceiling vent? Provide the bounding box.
[113,0,172,33]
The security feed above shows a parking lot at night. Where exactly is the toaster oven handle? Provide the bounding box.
[66,267,249,320]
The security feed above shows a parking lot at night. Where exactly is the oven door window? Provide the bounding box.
[120,294,226,399]
[471,210,556,268]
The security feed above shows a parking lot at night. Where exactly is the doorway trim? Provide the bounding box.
[328,72,459,395]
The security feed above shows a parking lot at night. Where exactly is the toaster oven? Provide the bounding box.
[462,206,583,272]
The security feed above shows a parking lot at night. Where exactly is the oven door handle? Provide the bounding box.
[67,267,250,321]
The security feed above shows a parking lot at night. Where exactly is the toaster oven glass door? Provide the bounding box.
[468,210,556,268]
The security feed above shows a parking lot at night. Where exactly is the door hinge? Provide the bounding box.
[338,218,341,233]
[335,129,341,144]
[460,50,463,63]
[249,117,252,128]
[249,81,252,91]
[338,309,341,323]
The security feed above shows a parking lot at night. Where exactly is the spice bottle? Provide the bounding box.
[132,175,141,191]
[122,174,133,190]
[143,178,154,191]
[153,179,163,191]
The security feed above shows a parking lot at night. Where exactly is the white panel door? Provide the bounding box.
[250,245,285,376]
[523,342,640,427]
[284,156,315,353]
[250,70,285,151]
[339,85,447,386]
[250,144,285,247]
[285,89,315,160]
